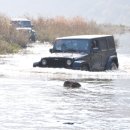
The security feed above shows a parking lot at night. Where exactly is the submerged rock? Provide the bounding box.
[63,80,81,88]
[63,122,74,125]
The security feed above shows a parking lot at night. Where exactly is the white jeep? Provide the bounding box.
[11,18,36,42]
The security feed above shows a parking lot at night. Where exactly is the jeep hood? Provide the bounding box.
[44,53,88,59]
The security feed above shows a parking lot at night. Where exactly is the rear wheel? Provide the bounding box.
[30,35,36,42]
[110,62,118,70]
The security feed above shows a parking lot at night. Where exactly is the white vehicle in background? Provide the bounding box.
[11,18,36,42]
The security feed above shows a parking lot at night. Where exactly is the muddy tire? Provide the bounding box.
[80,64,89,71]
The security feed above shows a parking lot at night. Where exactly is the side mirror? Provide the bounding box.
[92,47,99,53]
[49,49,53,53]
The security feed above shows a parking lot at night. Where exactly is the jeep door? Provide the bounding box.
[98,38,109,70]
[90,40,102,71]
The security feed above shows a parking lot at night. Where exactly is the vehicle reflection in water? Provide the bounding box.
[0,34,130,130]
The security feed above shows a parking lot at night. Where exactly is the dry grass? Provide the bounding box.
[0,13,28,54]
[32,16,126,42]
[0,14,126,54]
[0,40,20,54]
[32,16,104,42]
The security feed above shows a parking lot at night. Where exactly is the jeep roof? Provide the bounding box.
[56,35,112,40]
[11,18,32,30]
[11,18,31,22]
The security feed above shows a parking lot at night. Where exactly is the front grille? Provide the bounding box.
[46,58,68,68]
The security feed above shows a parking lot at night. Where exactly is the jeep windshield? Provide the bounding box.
[12,21,32,28]
[53,39,89,53]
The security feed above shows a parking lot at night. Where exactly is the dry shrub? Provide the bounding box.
[9,29,29,48]
[0,14,124,54]
[32,16,127,43]
[32,16,103,42]
[99,24,127,34]
[0,40,20,54]
[0,13,28,54]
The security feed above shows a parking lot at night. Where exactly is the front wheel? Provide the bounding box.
[80,64,89,71]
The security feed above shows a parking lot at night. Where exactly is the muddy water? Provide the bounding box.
[0,34,130,130]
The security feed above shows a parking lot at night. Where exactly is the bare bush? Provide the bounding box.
[32,16,104,42]
[0,13,28,54]
[0,14,125,54]
[0,40,20,54]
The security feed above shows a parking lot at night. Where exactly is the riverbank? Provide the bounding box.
[0,14,129,54]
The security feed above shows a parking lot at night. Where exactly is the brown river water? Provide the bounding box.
[0,33,130,130]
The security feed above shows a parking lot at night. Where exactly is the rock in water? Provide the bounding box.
[63,80,81,88]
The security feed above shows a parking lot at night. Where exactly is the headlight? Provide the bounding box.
[42,59,47,66]
[67,59,72,66]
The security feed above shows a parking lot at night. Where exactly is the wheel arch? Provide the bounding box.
[105,56,119,70]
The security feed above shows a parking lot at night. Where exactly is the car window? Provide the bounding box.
[11,20,32,28]
[53,39,89,53]
[98,38,108,51]
[107,37,115,49]
[92,40,99,49]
